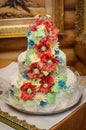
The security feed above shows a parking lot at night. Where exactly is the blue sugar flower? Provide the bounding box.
[10,89,14,96]
[28,40,34,48]
[58,80,67,89]
[56,56,63,64]
[59,57,63,64]
[55,50,60,55]
[26,30,31,38]
[23,70,29,80]
[40,101,47,107]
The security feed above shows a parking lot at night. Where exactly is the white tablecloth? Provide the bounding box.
[0,62,86,130]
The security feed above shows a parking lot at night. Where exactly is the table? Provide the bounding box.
[0,62,86,130]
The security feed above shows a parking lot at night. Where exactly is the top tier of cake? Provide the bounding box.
[18,15,66,75]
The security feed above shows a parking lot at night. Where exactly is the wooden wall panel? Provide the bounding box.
[0,37,27,52]
[64,0,77,9]
[0,51,22,60]
[62,48,78,65]
[59,30,76,48]
[0,37,27,68]
[75,42,86,65]
[75,61,86,76]
[64,11,75,29]
[60,0,78,71]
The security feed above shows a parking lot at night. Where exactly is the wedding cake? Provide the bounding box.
[9,16,79,113]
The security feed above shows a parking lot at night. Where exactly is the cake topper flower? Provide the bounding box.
[20,82,36,100]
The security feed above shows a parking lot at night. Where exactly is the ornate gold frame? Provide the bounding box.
[0,109,39,130]
[0,0,64,38]
[52,0,64,32]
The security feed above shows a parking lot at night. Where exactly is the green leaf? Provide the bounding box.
[13,86,20,93]
[58,73,67,81]
[42,70,49,76]
[25,100,34,107]
[46,92,56,104]
[25,49,35,66]
[32,79,41,91]
[10,96,19,106]
[51,83,60,93]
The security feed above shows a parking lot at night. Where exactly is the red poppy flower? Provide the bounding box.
[20,82,36,100]
[29,24,37,31]
[27,62,44,80]
[39,76,54,93]
[44,21,53,32]
[41,53,59,72]
[51,28,59,40]
[47,28,59,41]
[36,18,45,25]
[34,38,51,57]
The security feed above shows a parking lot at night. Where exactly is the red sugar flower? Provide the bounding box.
[39,76,54,93]
[27,62,44,80]
[36,18,45,25]
[34,38,51,57]
[41,53,59,72]
[29,24,37,31]
[51,28,59,40]
[20,82,36,100]
[44,21,53,32]
[47,28,60,41]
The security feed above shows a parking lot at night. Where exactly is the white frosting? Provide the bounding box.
[18,51,27,62]
[59,49,66,66]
